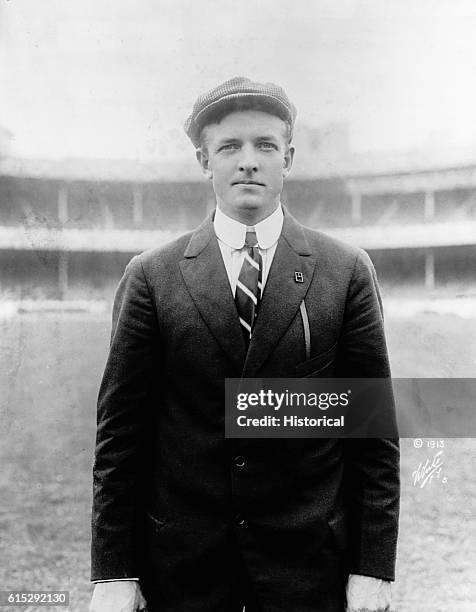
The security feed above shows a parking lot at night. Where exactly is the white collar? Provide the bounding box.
[214,204,283,249]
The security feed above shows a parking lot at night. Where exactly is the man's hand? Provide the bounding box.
[345,574,392,612]
[89,580,147,612]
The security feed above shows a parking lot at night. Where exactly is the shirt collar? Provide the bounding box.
[214,204,283,249]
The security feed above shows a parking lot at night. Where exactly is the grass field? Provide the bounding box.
[1,312,475,611]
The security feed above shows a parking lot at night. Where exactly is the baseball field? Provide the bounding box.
[1,309,475,611]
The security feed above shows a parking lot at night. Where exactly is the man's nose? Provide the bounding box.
[238,145,259,173]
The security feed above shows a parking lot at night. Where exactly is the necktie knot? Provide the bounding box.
[245,229,258,248]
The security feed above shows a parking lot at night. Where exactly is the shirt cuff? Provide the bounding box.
[349,574,390,583]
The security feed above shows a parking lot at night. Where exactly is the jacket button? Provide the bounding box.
[234,455,246,468]
[235,515,248,528]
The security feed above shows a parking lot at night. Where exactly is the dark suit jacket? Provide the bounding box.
[91,208,400,612]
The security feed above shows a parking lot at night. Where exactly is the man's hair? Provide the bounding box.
[198,98,293,154]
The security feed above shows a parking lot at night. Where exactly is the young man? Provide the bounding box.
[90,77,399,612]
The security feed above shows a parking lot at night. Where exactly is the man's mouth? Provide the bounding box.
[232,180,265,186]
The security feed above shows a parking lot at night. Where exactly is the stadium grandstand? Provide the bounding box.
[1,123,475,306]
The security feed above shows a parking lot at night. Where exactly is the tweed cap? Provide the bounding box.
[184,76,297,148]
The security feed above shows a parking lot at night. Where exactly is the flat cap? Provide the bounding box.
[184,76,297,148]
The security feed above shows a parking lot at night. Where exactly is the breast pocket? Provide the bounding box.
[327,510,348,551]
[295,342,338,378]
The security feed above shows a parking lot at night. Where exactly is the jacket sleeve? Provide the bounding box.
[339,249,400,581]
[91,255,158,581]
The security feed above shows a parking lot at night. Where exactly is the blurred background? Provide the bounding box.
[0,1,475,610]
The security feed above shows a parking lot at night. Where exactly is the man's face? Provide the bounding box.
[197,110,294,223]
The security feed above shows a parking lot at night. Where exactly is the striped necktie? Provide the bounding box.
[235,228,263,345]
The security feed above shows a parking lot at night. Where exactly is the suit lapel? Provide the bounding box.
[179,212,246,371]
[242,209,316,377]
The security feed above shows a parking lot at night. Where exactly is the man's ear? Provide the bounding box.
[196,149,213,180]
[283,145,295,178]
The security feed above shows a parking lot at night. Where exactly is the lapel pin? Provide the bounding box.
[294,272,304,283]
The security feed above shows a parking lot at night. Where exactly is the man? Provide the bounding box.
[90,77,399,612]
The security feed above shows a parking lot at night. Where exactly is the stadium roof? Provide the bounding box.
[2,146,476,183]
[0,156,202,183]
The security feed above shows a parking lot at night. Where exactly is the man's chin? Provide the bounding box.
[223,199,278,223]
[235,199,262,210]
[232,195,274,211]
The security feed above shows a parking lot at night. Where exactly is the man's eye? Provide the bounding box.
[219,143,239,151]
[259,142,277,150]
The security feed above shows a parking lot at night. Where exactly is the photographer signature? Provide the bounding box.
[412,450,445,488]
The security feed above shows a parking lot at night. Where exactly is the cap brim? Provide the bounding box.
[195,91,292,128]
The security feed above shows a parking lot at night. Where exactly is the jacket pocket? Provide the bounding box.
[295,342,338,378]
[145,511,167,532]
